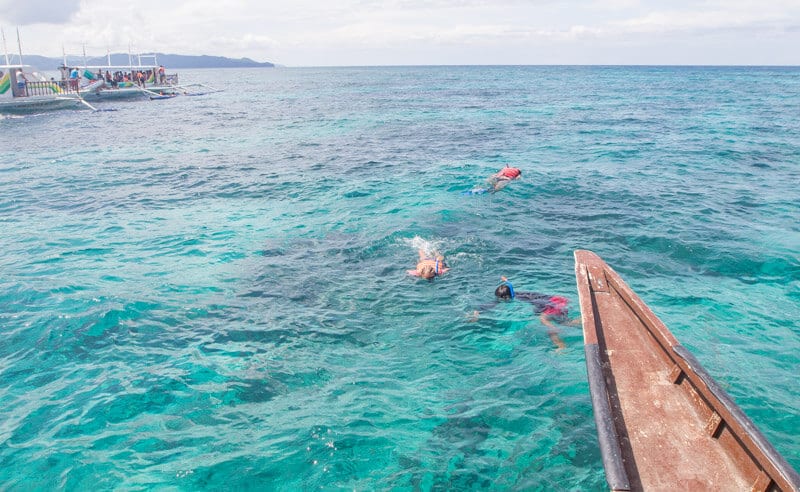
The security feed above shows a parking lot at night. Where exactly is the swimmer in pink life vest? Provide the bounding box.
[471,277,580,350]
[486,165,522,192]
[408,249,449,280]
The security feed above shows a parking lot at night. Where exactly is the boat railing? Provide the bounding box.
[19,80,71,97]
[21,80,107,97]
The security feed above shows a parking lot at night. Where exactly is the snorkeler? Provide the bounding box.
[487,165,522,191]
[408,248,449,280]
[464,165,522,195]
[471,277,580,350]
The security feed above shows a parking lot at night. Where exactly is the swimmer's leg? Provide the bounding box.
[492,178,512,192]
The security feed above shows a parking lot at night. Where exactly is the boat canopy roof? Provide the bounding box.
[61,52,163,71]
[59,64,161,71]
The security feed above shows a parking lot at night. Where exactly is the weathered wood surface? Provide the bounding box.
[574,250,799,492]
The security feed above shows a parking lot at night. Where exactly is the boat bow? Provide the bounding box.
[574,250,799,492]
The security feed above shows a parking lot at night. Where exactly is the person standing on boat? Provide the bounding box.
[15,69,28,96]
[69,67,80,90]
[470,277,580,350]
[158,65,166,84]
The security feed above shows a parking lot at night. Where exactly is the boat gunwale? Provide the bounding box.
[574,249,800,492]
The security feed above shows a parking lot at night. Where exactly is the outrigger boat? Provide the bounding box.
[574,250,800,491]
[1,31,219,114]
[1,29,99,114]
[61,51,177,101]
[60,50,222,102]
[0,63,103,114]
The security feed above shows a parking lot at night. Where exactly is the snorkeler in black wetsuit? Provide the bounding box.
[471,277,580,350]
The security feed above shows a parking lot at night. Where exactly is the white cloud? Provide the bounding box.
[614,8,791,35]
[1,0,798,65]
[0,0,81,24]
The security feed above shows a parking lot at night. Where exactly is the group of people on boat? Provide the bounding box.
[58,65,168,91]
[407,165,580,350]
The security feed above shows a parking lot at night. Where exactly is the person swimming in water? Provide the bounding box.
[408,248,449,280]
[464,165,522,195]
[486,165,522,192]
[471,277,580,350]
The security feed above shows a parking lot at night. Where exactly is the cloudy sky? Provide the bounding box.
[1,0,798,66]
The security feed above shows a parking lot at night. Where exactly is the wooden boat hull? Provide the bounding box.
[574,250,799,491]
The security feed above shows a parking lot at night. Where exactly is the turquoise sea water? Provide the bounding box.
[1,66,798,490]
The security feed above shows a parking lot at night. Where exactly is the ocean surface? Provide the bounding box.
[1,65,798,490]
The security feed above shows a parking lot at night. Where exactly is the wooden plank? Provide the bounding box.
[705,411,723,438]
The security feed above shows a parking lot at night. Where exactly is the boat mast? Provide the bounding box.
[1,27,9,65]
[15,27,23,65]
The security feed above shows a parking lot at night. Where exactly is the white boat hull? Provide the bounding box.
[0,95,83,114]
[80,84,181,101]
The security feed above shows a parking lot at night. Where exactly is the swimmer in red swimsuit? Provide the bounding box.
[471,277,580,350]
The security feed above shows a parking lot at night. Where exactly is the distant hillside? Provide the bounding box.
[18,53,274,70]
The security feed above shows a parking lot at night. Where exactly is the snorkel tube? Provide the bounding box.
[500,276,515,299]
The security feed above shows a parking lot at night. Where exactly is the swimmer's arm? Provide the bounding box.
[407,269,420,277]
[468,302,499,321]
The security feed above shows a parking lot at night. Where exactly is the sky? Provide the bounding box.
[1,0,798,66]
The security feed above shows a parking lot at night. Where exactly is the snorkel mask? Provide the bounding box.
[498,276,515,299]
[504,281,515,298]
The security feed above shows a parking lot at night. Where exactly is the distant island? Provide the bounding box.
[21,53,275,70]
